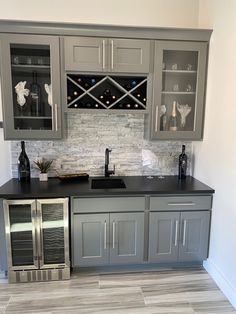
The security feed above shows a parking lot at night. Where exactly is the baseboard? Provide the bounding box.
[204,259,236,309]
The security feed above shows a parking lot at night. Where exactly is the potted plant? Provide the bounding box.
[34,158,53,181]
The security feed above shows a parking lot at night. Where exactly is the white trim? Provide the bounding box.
[204,259,236,309]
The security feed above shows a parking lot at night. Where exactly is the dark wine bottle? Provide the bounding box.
[30,71,42,116]
[18,141,30,182]
[169,101,178,131]
[178,144,187,180]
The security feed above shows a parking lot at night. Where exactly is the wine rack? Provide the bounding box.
[66,74,148,111]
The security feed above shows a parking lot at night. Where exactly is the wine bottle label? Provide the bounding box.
[169,126,177,131]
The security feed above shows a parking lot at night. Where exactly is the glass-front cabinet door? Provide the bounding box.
[0,34,61,140]
[37,198,69,269]
[151,41,208,140]
[3,200,38,270]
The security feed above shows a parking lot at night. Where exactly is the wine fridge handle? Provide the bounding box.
[104,220,107,249]
[182,220,187,246]
[155,105,159,132]
[112,221,115,249]
[102,40,106,69]
[174,220,179,246]
[111,40,114,70]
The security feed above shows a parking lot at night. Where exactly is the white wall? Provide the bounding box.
[0,0,199,28]
[194,0,236,308]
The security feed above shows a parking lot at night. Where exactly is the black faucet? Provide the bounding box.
[105,148,115,177]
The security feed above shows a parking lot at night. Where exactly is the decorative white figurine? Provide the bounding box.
[15,81,29,107]
[177,103,192,128]
[44,83,52,107]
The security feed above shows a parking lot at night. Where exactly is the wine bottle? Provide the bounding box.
[169,101,178,131]
[178,144,187,180]
[30,71,42,116]
[18,141,30,182]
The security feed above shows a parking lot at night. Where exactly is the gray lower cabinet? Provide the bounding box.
[64,36,150,73]
[149,211,210,263]
[73,212,144,266]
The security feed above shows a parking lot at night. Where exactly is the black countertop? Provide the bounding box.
[0,176,214,199]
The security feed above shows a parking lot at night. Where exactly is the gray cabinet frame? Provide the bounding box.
[64,36,150,73]
[0,34,62,140]
[150,40,208,140]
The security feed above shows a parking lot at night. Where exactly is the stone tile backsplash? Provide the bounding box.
[11,113,192,178]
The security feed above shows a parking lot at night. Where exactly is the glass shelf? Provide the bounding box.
[66,74,148,111]
[161,91,196,95]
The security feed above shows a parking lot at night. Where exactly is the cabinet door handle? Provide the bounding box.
[174,220,179,246]
[112,221,115,249]
[168,202,196,206]
[54,103,58,131]
[111,40,114,70]
[182,220,187,246]
[104,220,107,249]
[102,40,105,69]
[155,105,158,132]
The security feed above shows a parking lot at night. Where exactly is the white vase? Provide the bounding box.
[39,173,48,181]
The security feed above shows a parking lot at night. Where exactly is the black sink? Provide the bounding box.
[91,178,126,189]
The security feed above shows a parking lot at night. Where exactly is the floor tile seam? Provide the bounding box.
[2,295,11,314]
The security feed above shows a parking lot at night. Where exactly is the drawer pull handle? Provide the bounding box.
[183,220,187,246]
[168,203,196,206]
[112,221,115,249]
[104,221,107,249]
[174,220,179,246]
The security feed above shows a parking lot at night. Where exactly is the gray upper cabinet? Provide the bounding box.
[149,211,210,263]
[0,34,62,140]
[64,36,150,73]
[150,41,208,140]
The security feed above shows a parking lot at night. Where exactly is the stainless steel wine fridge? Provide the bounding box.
[3,198,70,283]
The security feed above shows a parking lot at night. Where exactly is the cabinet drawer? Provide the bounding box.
[72,197,145,213]
[150,195,212,211]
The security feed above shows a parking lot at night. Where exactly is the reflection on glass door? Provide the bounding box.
[6,200,38,269]
[10,43,53,131]
[37,199,69,268]
[160,50,198,132]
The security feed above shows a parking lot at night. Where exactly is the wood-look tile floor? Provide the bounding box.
[0,268,235,314]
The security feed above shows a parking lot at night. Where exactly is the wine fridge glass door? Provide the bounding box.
[37,198,69,269]
[4,200,38,270]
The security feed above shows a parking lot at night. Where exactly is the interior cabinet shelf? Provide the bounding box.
[12,64,50,69]
[162,70,197,74]
[161,91,196,95]
[14,116,52,120]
